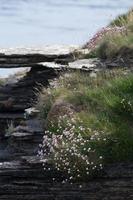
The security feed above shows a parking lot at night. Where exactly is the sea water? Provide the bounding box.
[0,0,132,77]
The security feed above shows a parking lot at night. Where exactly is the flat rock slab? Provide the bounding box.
[0,160,22,169]
[37,58,102,71]
[21,156,42,165]
[68,58,103,70]
[11,132,33,137]
[0,45,78,67]
[0,45,78,56]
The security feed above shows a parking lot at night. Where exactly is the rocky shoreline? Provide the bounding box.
[0,46,100,136]
[0,45,133,199]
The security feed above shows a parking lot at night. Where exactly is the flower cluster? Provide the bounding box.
[38,116,106,183]
[84,26,126,50]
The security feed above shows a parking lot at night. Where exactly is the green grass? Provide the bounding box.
[96,30,133,59]
[0,79,5,86]
[37,8,133,182]
[110,9,133,27]
[86,9,133,59]
[37,70,133,181]
[62,72,133,161]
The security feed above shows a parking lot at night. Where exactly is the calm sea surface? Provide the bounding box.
[0,0,132,77]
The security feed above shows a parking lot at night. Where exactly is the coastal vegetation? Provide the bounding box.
[37,69,133,182]
[36,9,133,183]
[84,9,133,59]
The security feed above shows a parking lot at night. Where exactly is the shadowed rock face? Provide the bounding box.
[0,66,58,138]
[0,151,133,200]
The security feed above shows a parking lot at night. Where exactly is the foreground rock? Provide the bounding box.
[0,150,133,200]
[1,111,133,200]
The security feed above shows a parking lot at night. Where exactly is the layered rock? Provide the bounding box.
[1,110,133,200]
[0,45,78,68]
[0,45,133,200]
[0,153,133,200]
[0,46,102,137]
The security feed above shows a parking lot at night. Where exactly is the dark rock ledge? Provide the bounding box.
[0,46,133,199]
[0,156,133,200]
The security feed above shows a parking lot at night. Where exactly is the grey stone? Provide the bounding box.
[0,45,78,56]
[21,156,42,165]
[11,132,33,137]
[13,125,33,133]
[25,119,43,133]
[25,107,40,117]
[69,58,102,70]
[0,45,78,68]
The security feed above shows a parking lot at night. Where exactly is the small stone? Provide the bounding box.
[25,107,40,117]
[12,132,33,137]
[14,125,33,133]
